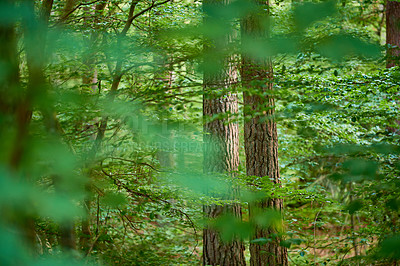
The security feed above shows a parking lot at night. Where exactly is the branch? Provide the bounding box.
[121,0,141,36]
[57,0,103,24]
[99,160,198,254]
[85,233,101,257]
[41,0,54,23]
[121,0,172,36]
[104,156,162,172]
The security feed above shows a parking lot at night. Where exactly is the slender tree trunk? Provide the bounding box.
[386,0,400,68]
[60,223,77,250]
[82,1,108,92]
[79,195,92,251]
[386,1,400,133]
[154,54,176,169]
[2,24,29,171]
[240,1,288,265]
[26,0,78,251]
[79,1,109,251]
[21,0,56,249]
[61,0,78,22]
[202,0,245,264]
[0,0,37,249]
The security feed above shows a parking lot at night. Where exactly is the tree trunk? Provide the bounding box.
[202,0,245,264]
[386,0,400,68]
[81,1,108,92]
[203,91,245,265]
[79,195,92,251]
[154,54,176,169]
[240,1,288,265]
[79,1,109,251]
[61,0,78,22]
[0,1,37,249]
[60,223,77,250]
[386,1,400,133]
[27,0,79,251]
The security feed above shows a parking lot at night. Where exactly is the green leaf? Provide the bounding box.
[252,209,283,231]
[345,200,363,215]
[280,240,292,248]
[213,214,254,242]
[386,198,400,211]
[342,159,378,179]
[102,192,128,208]
[378,234,400,259]
[250,238,272,245]
[293,0,336,31]
[317,34,380,60]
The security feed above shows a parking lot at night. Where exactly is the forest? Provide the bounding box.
[0,0,399,265]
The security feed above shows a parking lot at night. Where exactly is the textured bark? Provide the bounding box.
[386,2,400,133]
[203,204,245,266]
[203,83,245,266]
[386,0,400,68]
[202,0,245,264]
[203,92,240,174]
[241,1,288,265]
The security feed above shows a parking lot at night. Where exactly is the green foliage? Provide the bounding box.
[293,0,337,32]
[0,0,397,264]
[377,234,400,260]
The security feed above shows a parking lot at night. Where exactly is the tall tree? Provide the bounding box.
[0,0,58,249]
[386,1,400,135]
[79,0,109,251]
[202,0,245,264]
[26,0,79,251]
[386,0,400,68]
[240,0,288,265]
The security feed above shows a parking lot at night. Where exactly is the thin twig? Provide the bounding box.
[121,0,172,35]
[86,233,101,257]
[313,203,324,263]
[57,0,103,24]
[99,160,199,257]
[104,156,162,172]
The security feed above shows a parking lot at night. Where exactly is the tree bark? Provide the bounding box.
[203,91,245,265]
[61,0,78,22]
[240,1,288,265]
[386,0,400,68]
[386,1,400,133]
[202,0,245,264]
